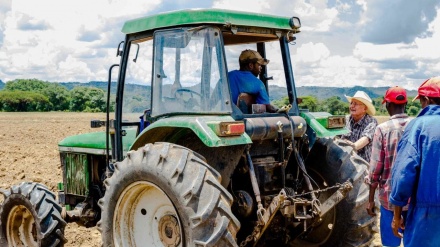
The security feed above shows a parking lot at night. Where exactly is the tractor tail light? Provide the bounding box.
[219,122,245,136]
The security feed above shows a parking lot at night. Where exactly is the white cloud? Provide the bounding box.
[214,0,339,32]
[297,42,331,63]
[0,0,439,92]
[58,55,94,82]
[0,0,162,82]
[360,0,440,44]
[212,0,269,13]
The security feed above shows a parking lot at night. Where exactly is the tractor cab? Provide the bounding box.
[111,9,303,161]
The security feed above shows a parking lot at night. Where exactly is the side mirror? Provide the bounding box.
[91,120,106,128]
[116,41,124,57]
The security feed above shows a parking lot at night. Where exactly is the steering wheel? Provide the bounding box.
[174,88,202,110]
[174,88,202,98]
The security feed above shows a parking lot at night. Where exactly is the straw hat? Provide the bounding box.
[345,91,376,116]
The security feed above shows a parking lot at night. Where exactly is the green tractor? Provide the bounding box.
[0,9,375,247]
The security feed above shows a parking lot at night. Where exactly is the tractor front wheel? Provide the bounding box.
[0,182,67,247]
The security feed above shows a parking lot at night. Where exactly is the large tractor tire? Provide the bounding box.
[98,142,240,247]
[300,137,375,247]
[0,182,67,247]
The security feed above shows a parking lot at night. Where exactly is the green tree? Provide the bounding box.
[407,106,419,116]
[41,83,71,111]
[69,87,106,112]
[87,88,106,112]
[4,79,71,111]
[5,78,49,92]
[320,96,348,115]
[0,91,52,111]
[298,95,319,112]
[272,96,289,108]
[406,96,422,116]
[372,97,387,116]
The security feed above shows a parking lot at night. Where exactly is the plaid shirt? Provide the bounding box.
[343,114,377,162]
[370,113,411,210]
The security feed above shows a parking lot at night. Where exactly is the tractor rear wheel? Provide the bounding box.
[98,142,240,247]
[299,137,375,247]
[0,182,67,247]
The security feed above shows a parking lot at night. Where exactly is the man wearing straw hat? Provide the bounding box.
[342,90,378,162]
[390,77,440,246]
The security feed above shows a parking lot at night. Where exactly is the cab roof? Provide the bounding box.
[122,8,298,34]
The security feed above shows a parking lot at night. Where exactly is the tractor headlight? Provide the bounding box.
[290,17,301,29]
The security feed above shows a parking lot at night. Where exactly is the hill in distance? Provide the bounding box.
[267,85,417,102]
[56,81,419,101]
[0,79,418,101]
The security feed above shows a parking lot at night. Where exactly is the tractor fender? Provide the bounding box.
[130,116,252,151]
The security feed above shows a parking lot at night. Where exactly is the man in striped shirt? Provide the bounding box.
[343,91,378,162]
[367,86,411,247]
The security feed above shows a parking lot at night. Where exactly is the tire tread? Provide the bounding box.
[98,143,239,247]
[0,182,66,246]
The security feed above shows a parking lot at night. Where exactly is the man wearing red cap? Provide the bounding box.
[367,86,411,247]
[390,77,440,246]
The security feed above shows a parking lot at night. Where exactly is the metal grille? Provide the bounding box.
[60,152,90,196]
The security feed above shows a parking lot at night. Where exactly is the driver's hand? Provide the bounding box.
[265,104,279,113]
[277,104,292,113]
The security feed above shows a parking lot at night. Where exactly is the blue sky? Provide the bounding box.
[0,0,439,89]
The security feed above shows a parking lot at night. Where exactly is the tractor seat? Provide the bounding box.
[237,93,256,114]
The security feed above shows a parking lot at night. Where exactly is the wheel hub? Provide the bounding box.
[7,205,38,247]
[113,181,183,246]
[158,215,181,246]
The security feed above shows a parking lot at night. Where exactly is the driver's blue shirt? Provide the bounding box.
[228,70,270,105]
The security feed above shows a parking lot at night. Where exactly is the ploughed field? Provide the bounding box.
[0,112,386,246]
[0,112,104,247]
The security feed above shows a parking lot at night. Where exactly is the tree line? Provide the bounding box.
[0,79,109,112]
[273,95,422,116]
[0,78,422,115]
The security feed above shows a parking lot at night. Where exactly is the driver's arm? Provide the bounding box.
[265,104,279,113]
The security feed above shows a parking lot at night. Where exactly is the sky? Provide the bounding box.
[0,0,439,89]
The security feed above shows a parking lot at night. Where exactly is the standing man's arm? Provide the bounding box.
[367,182,378,215]
[390,135,420,239]
[392,206,404,238]
[352,136,370,151]
[349,118,377,150]
[367,127,384,216]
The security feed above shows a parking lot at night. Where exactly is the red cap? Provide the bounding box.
[382,86,407,104]
[413,77,440,101]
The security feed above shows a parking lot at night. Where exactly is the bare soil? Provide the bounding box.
[0,112,104,247]
[0,112,384,246]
